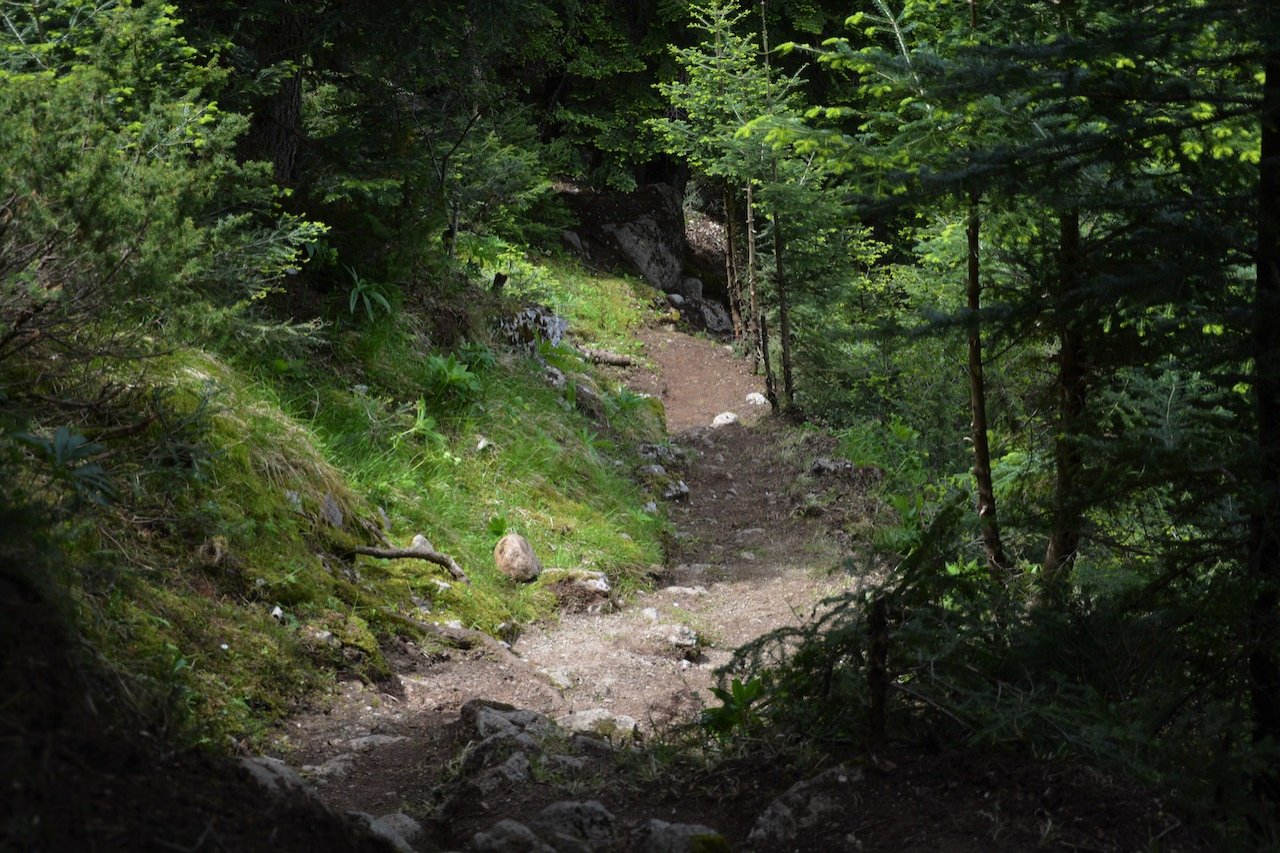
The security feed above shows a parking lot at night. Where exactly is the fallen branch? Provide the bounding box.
[578,347,633,367]
[352,534,469,583]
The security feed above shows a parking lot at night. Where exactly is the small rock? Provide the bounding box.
[477,435,495,452]
[461,732,539,776]
[348,734,408,752]
[662,480,690,501]
[348,812,414,852]
[573,378,607,423]
[642,501,659,514]
[695,299,733,333]
[667,293,686,307]
[641,607,660,622]
[557,709,637,741]
[270,605,284,621]
[321,492,344,528]
[529,800,618,851]
[494,532,543,582]
[543,668,575,691]
[239,756,313,796]
[661,624,700,649]
[300,753,355,780]
[639,463,668,479]
[544,753,586,774]
[561,229,584,255]
[810,456,855,477]
[545,366,567,389]
[372,813,424,846]
[639,443,679,464]
[745,392,769,406]
[411,533,435,552]
[473,819,555,853]
[460,699,556,740]
[630,818,730,853]
[431,578,452,592]
[472,751,533,794]
[748,766,864,847]
[711,412,739,428]
[664,585,708,597]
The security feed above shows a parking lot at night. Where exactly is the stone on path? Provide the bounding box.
[494,532,543,582]
[711,412,738,427]
[557,708,637,741]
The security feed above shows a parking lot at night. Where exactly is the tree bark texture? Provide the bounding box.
[866,596,889,760]
[1250,50,1280,819]
[746,181,765,376]
[770,161,795,410]
[966,193,1011,580]
[245,4,307,188]
[723,184,745,340]
[1043,208,1087,586]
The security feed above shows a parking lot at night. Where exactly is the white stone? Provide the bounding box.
[746,392,768,406]
[556,709,637,740]
[711,412,739,428]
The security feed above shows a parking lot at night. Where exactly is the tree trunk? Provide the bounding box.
[1043,208,1087,587]
[966,192,1011,580]
[746,181,764,375]
[760,313,777,408]
[1249,49,1280,821]
[723,184,745,340]
[245,4,307,188]
[770,161,795,410]
[865,596,889,761]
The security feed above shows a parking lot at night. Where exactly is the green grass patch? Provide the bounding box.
[21,256,669,746]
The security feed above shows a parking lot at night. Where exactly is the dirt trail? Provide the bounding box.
[276,325,867,843]
[272,323,1210,852]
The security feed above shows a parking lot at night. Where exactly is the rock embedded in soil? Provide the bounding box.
[528,800,619,850]
[472,819,556,853]
[711,412,739,427]
[493,533,543,583]
[240,755,315,797]
[747,765,864,848]
[557,708,637,741]
[630,819,730,853]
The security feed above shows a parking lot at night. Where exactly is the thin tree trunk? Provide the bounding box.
[770,162,795,409]
[245,5,306,187]
[966,192,1011,579]
[746,181,764,375]
[724,184,745,340]
[1249,50,1280,821]
[1044,208,1087,587]
[865,596,889,761]
[760,313,777,407]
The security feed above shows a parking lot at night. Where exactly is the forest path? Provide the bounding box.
[275,323,870,846]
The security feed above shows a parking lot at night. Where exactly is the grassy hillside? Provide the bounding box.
[6,257,669,745]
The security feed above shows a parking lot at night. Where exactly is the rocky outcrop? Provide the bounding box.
[600,184,686,295]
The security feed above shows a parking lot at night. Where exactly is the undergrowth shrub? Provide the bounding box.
[720,530,1271,846]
